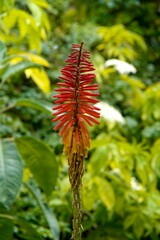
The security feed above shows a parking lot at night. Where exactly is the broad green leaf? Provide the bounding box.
[26,183,60,240]
[1,61,40,81]
[15,98,52,115]
[0,139,23,209]
[94,176,115,210]
[16,137,58,196]
[0,98,52,115]
[25,68,50,94]
[0,216,13,240]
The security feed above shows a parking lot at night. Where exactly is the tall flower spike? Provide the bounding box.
[52,43,100,240]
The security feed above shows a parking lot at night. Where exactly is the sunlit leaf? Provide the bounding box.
[121,75,145,89]
[16,52,50,67]
[25,68,50,94]
[89,146,108,174]
[31,0,50,9]
[94,176,115,210]
[82,177,98,210]
[97,24,147,61]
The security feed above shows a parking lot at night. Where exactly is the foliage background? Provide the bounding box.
[0,0,160,239]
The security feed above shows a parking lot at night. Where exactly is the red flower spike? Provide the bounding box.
[53,44,100,239]
[53,43,100,166]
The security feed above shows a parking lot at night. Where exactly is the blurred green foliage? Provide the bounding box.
[0,0,160,239]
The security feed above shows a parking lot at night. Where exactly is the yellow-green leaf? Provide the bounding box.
[31,0,50,9]
[94,176,115,210]
[25,68,50,94]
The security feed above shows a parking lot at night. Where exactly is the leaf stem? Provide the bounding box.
[0,104,15,114]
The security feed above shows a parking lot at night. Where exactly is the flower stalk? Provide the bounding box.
[53,43,100,239]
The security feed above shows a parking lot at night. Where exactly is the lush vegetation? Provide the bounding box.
[0,0,160,239]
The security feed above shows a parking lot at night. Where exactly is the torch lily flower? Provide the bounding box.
[52,43,100,240]
[52,43,100,185]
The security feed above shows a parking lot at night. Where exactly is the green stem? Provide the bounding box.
[71,186,82,240]
[0,104,15,114]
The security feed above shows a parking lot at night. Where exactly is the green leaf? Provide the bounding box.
[26,183,60,240]
[16,137,58,196]
[0,216,13,240]
[1,61,40,81]
[89,146,108,175]
[135,156,149,185]
[97,24,147,61]
[0,98,52,115]
[0,214,43,240]
[0,139,23,209]
[94,177,115,210]
[0,0,14,12]
[15,98,52,115]
[82,177,99,211]
[124,214,137,229]
[133,218,144,239]
[90,133,111,149]
[31,0,50,9]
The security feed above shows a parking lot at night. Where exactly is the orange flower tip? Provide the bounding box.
[94,106,101,111]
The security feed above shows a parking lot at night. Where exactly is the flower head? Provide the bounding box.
[52,43,100,181]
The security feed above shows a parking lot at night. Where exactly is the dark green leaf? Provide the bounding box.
[15,98,52,115]
[0,216,13,240]
[0,139,23,209]
[16,137,58,196]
